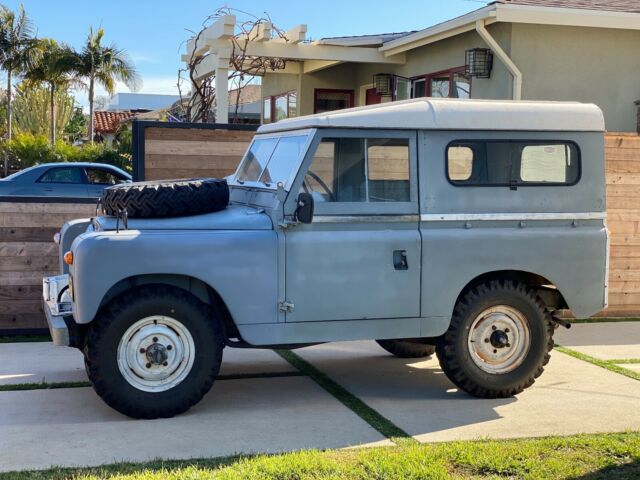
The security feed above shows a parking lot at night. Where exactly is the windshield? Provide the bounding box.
[235,134,309,188]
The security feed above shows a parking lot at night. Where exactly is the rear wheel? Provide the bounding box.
[84,285,223,419]
[376,339,436,358]
[436,280,554,398]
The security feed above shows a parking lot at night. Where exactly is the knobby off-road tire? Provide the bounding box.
[376,339,436,358]
[436,280,554,399]
[101,178,229,218]
[84,285,224,419]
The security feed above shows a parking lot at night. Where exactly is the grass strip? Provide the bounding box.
[0,381,91,392]
[570,317,640,323]
[1,432,638,480]
[0,371,305,392]
[0,334,52,343]
[556,345,640,381]
[608,358,640,364]
[275,349,414,443]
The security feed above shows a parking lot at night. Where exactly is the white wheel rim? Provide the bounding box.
[117,316,195,392]
[467,305,531,374]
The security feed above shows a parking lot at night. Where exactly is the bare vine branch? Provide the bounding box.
[177,7,292,123]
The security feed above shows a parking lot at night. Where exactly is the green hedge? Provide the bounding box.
[2,133,132,174]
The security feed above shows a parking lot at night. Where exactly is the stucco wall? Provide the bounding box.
[511,24,640,132]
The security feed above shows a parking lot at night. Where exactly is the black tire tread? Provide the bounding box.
[101,178,229,218]
[436,280,554,399]
[84,285,223,419]
[376,339,436,358]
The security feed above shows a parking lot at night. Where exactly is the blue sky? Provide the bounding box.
[1,0,486,106]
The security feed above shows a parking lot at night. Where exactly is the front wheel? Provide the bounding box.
[436,280,554,398]
[84,285,224,419]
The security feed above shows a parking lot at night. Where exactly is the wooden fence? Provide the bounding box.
[0,131,639,333]
[132,121,257,181]
[0,199,96,332]
[603,133,640,316]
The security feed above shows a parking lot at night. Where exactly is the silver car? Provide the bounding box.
[43,99,608,419]
[0,162,131,198]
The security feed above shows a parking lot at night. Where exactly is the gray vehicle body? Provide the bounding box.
[0,162,131,198]
[52,99,608,347]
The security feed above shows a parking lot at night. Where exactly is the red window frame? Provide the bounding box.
[410,66,471,98]
[313,88,355,114]
[262,90,297,123]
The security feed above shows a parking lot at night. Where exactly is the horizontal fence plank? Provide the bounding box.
[145,168,235,181]
[0,202,96,214]
[145,139,249,156]
[0,312,45,330]
[0,256,57,272]
[0,242,57,257]
[0,271,56,286]
[145,127,255,142]
[146,154,242,171]
[0,285,42,301]
[0,227,59,242]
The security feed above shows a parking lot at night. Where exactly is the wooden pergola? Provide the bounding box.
[181,15,406,123]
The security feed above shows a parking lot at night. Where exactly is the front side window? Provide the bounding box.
[38,167,83,184]
[302,137,410,203]
[235,135,308,187]
[86,168,125,185]
[446,140,580,186]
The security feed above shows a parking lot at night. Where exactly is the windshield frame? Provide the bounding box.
[229,128,315,191]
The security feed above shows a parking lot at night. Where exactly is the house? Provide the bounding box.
[184,0,640,132]
[92,111,135,145]
[106,93,181,112]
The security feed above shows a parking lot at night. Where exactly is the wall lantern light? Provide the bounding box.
[465,48,493,78]
[373,73,394,96]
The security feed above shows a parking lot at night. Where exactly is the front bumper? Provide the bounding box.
[42,275,73,346]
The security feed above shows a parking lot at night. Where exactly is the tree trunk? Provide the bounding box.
[88,77,94,143]
[50,83,56,145]
[6,70,12,141]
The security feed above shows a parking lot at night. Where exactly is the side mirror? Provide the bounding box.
[295,192,314,224]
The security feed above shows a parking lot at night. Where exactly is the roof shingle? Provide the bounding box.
[93,111,134,134]
[499,0,640,13]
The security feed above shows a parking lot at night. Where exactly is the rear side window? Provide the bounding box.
[446,140,580,186]
[37,167,84,184]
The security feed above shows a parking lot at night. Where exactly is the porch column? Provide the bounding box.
[215,67,229,124]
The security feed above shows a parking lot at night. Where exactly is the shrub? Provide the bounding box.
[3,132,132,173]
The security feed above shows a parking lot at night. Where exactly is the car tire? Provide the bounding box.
[376,339,436,358]
[101,178,229,218]
[84,285,224,419]
[436,280,554,398]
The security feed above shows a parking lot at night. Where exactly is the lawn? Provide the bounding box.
[3,432,638,480]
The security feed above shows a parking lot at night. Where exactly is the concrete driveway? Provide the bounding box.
[0,321,639,472]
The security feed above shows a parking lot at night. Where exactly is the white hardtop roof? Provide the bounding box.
[257,98,605,134]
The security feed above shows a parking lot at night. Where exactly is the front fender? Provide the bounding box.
[59,218,92,274]
[70,229,278,325]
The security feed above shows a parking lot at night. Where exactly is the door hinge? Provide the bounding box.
[278,218,298,229]
[278,301,295,313]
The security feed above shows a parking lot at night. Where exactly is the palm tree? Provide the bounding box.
[24,39,77,144]
[74,27,139,142]
[0,4,37,141]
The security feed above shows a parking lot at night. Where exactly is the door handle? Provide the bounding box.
[393,250,408,270]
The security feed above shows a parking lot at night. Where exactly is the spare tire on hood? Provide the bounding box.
[100,178,229,218]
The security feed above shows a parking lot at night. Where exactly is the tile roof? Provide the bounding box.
[93,111,135,134]
[497,0,640,13]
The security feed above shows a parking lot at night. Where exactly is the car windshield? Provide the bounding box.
[234,134,308,188]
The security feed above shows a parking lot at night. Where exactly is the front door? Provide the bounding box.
[283,130,421,323]
[365,87,382,105]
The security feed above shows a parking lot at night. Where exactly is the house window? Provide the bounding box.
[411,67,471,99]
[314,89,354,114]
[262,91,297,124]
